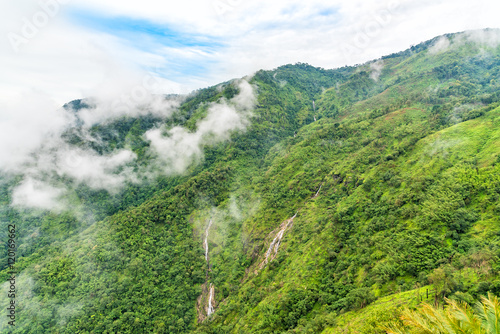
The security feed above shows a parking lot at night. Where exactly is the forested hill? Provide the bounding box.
[2,29,500,333]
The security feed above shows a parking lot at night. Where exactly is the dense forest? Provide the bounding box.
[2,29,500,333]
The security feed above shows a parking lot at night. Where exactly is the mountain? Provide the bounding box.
[2,28,500,333]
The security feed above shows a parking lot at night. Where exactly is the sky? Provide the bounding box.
[1,0,499,106]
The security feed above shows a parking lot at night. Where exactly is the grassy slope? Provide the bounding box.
[321,105,500,334]
[197,104,500,333]
[322,285,433,334]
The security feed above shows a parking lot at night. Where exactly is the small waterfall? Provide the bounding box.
[204,219,213,262]
[204,220,216,319]
[265,230,283,262]
[260,213,297,268]
[197,218,217,322]
[207,284,215,317]
[313,184,322,198]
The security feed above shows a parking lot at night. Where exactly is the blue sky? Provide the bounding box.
[67,9,225,83]
[68,10,222,49]
[62,3,343,86]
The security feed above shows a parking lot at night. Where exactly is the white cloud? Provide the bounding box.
[11,177,64,211]
[369,59,384,81]
[146,80,255,174]
[2,0,499,109]
[0,92,74,171]
[464,29,500,48]
[0,1,195,106]
[75,94,182,128]
[51,146,137,191]
[9,137,139,210]
[429,36,451,54]
[428,30,500,56]
[1,0,500,210]
[5,80,255,210]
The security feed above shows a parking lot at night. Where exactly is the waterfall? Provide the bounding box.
[207,284,215,316]
[204,219,213,262]
[205,220,216,318]
[260,213,297,268]
[264,230,284,262]
[313,184,322,198]
[198,219,217,321]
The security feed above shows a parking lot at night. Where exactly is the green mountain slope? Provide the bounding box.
[2,29,500,333]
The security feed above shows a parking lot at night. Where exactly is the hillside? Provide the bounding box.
[1,29,500,333]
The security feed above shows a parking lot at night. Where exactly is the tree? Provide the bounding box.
[385,292,500,333]
[428,265,458,304]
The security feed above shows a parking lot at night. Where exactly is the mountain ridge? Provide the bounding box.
[1,28,500,333]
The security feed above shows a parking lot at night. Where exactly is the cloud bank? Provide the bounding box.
[11,177,65,211]
[7,80,256,211]
[428,29,500,56]
[1,0,499,107]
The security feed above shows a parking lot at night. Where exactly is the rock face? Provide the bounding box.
[196,282,216,323]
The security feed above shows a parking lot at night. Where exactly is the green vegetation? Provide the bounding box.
[2,29,500,333]
[386,293,500,334]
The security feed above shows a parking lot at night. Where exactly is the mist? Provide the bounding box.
[369,59,384,81]
[146,80,256,175]
[428,36,451,54]
[3,79,256,211]
[428,29,500,56]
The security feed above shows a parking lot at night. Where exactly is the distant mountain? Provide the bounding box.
[2,28,500,333]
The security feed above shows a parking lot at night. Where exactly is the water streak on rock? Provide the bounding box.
[260,213,297,269]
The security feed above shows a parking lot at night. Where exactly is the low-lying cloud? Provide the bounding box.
[5,80,256,211]
[0,92,75,172]
[50,145,137,191]
[369,59,384,81]
[11,177,65,211]
[464,29,500,48]
[147,80,256,174]
[10,139,138,211]
[429,29,500,56]
[429,36,451,54]
[72,77,184,127]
